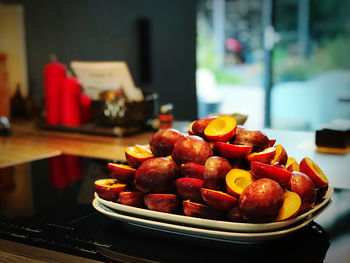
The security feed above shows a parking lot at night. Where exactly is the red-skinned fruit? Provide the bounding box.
[144,194,179,213]
[269,139,276,147]
[316,185,329,203]
[118,191,145,207]
[239,178,284,223]
[246,147,277,164]
[285,157,299,172]
[204,116,237,141]
[149,128,184,157]
[288,171,316,213]
[191,117,215,138]
[182,200,222,219]
[134,157,179,193]
[171,135,213,166]
[287,162,300,172]
[188,121,195,135]
[107,163,136,183]
[271,144,288,166]
[233,129,270,149]
[201,188,238,211]
[175,177,204,202]
[299,157,329,188]
[250,161,292,187]
[203,156,232,190]
[180,162,205,180]
[214,142,253,161]
[225,206,243,222]
[94,179,127,201]
[125,144,154,168]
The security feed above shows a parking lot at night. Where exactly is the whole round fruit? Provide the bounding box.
[239,178,284,223]
[150,129,184,156]
[134,157,179,193]
[171,135,213,165]
[203,156,232,190]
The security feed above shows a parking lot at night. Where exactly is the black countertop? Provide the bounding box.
[0,155,349,263]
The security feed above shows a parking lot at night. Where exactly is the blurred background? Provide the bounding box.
[197,0,350,130]
[1,0,349,129]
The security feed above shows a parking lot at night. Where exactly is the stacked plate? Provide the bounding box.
[92,186,333,244]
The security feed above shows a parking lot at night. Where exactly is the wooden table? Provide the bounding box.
[0,120,154,168]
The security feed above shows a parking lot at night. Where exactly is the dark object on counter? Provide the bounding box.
[91,92,158,127]
[0,116,11,136]
[316,119,350,154]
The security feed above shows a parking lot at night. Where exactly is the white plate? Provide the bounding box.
[92,198,331,244]
[94,186,333,233]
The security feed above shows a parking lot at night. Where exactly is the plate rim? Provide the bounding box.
[92,198,331,244]
[94,186,333,233]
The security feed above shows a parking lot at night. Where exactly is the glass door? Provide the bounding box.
[271,0,350,131]
[196,0,271,129]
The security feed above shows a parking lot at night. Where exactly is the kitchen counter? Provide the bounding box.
[0,120,154,168]
[1,120,348,189]
[1,122,350,262]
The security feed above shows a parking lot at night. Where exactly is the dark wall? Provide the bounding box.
[23,0,197,120]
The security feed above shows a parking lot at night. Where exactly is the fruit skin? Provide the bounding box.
[239,178,284,223]
[225,206,243,222]
[125,145,154,168]
[175,177,204,202]
[94,179,127,201]
[118,191,145,207]
[134,157,179,193]
[233,129,270,150]
[225,168,255,197]
[203,156,232,190]
[275,190,302,221]
[108,163,136,183]
[288,171,316,213]
[204,115,237,142]
[214,142,253,161]
[180,162,205,180]
[316,185,329,203]
[171,135,213,166]
[269,139,276,147]
[246,147,276,164]
[150,128,184,156]
[299,157,329,188]
[182,200,222,219]
[201,188,238,211]
[271,144,288,166]
[144,194,179,213]
[191,117,215,138]
[188,121,195,135]
[251,161,292,188]
[286,161,300,172]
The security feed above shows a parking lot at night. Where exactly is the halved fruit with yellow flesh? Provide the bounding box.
[299,157,329,188]
[275,191,301,221]
[201,188,238,211]
[246,147,276,164]
[125,144,154,168]
[226,168,255,197]
[271,144,288,166]
[94,179,127,201]
[214,142,253,161]
[204,116,237,142]
[107,163,136,183]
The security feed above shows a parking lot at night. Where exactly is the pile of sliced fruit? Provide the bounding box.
[94,115,329,223]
